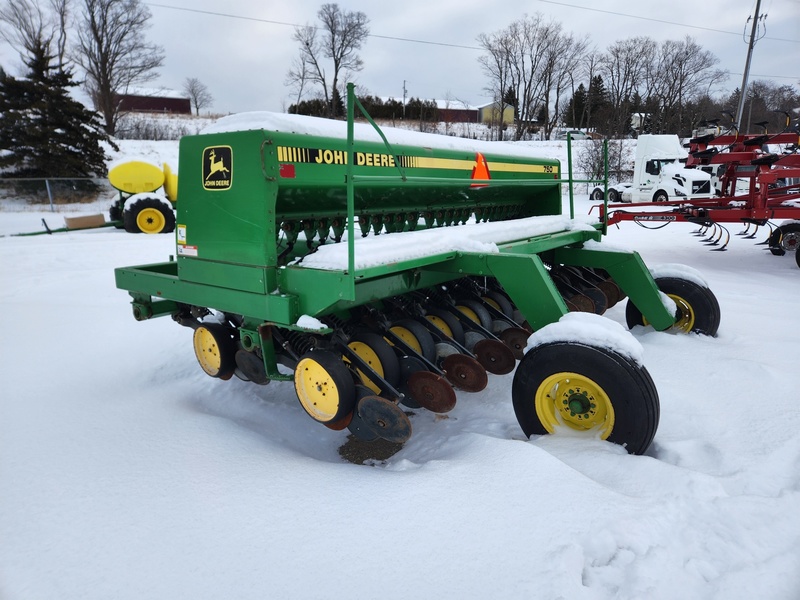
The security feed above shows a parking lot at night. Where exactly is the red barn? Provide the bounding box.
[116,87,191,114]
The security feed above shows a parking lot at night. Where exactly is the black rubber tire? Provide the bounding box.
[512,342,659,455]
[590,188,604,201]
[607,188,621,203]
[482,290,515,318]
[796,245,800,269]
[625,276,721,336]
[768,228,785,256]
[456,299,493,331]
[653,190,669,203]
[123,196,176,234]
[769,223,800,256]
[425,308,466,345]
[348,331,401,388]
[390,318,437,363]
[294,349,356,424]
[109,202,125,229]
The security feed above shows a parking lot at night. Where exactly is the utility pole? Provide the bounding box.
[403,80,407,119]
[735,0,762,130]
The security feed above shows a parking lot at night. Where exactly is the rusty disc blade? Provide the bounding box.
[567,293,595,313]
[441,354,488,393]
[346,386,380,441]
[597,280,622,307]
[397,356,428,408]
[324,410,353,431]
[357,396,412,444]
[499,327,530,360]
[472,339,516,375]
[407,371,457,413]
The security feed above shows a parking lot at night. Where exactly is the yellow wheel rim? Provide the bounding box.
[193,326,223,376]
[482,297,501,311]
[456,305,481,324]
[136,207,166,234]
[535,371,615,438]
[294,356,342,422]
[644,293,695,333]
[389,326,422,355]
[426,315,453,338]
[345,341,385,395]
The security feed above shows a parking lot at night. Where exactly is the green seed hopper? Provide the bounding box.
[115,84,720,453]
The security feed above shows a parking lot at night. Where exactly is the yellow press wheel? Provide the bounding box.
[455,299,492,330]
[294,350,356,424]
[388,319,436,362]
[345,332,400,395]
[512,340,659,455]
[193,324,237,379]
[424,309,465,344]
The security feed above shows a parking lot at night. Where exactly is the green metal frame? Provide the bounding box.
[115,83,675,380]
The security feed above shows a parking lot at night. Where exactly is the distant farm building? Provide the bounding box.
[478,101,515,126]
[433,100,480,123]
[116,88,191,115]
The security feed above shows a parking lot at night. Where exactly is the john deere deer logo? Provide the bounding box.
[202,146,232,190]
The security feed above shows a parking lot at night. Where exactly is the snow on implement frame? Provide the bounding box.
[594,116,800,264]
[115,84,721,454]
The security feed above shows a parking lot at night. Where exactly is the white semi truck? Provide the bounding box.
[591,134,716,203]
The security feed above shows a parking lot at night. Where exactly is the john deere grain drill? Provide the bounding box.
[116,85,720,453]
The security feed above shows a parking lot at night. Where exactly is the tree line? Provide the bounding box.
[289,6,798,140]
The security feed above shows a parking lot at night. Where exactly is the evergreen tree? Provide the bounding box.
[564,83,587,128]
[0,48,114,178]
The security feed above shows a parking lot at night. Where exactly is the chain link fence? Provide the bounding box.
[0,178,117,212]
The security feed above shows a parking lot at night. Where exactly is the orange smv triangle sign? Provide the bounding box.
[470,152,491,188]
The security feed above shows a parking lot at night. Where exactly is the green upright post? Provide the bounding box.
[345,83,356,301]
[602,139,609,235]
[566,133,574,219]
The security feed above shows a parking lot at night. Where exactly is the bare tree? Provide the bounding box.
[72,0,164,135]
[478,14,561,141]
[477,26,513,141]
[285,55,310,112]
[182,77,213,115]
[646,36,726,134]
[539,26,589,139]
[288,3,369,118]
[0,0,69,70]
[599,37,657,137]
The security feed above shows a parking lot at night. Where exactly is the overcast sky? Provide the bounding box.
[1,0,799,116]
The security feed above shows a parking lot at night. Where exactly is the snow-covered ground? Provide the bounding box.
[1,137,799,599]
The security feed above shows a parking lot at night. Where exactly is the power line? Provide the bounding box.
[145,3,482,50]
[147,1,799,46]
[533,0,798,43]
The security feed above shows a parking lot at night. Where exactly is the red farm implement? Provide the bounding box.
[595,120,800,264]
